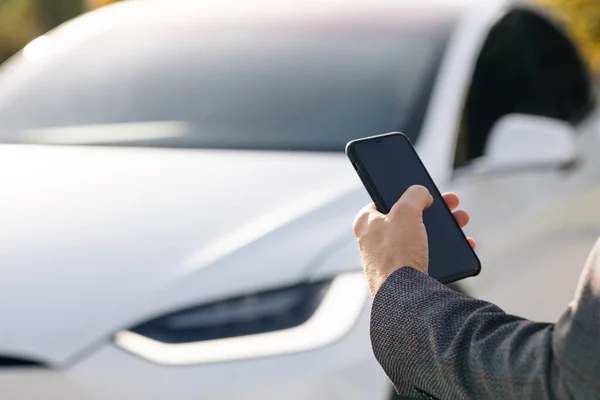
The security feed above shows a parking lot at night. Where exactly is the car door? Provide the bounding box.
[448,9,600,322]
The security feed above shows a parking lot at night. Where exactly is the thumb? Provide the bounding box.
[391,185,433,216]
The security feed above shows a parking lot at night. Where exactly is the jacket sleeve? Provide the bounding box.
[370,239,600,400]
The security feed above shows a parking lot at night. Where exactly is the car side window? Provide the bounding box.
[454,9,595,169]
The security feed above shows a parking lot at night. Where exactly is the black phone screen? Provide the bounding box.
[349,133,480,283]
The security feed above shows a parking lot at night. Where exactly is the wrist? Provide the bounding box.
[370,266,405,296]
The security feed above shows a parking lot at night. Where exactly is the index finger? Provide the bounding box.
[391,185,433,216]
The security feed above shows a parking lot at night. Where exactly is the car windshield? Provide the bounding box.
[0,21,449,151]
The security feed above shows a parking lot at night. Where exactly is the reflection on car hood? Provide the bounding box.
[0,144,365,365]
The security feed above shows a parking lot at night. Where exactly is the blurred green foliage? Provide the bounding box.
[541,0,600,73]
[0,0,117,64]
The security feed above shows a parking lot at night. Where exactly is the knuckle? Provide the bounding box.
[353,210,374,234]
[354,211,386,238]
[352,213,368,236]
[370,214,387,228]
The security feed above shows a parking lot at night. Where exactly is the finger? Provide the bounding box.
[353,202,381,236]
[442,192,460,211]
[391,185,433,216]
[453,209,470,228]
[467,237,476,249]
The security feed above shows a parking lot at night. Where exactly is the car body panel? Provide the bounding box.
[451,109,600,321]
[0,145,366,364]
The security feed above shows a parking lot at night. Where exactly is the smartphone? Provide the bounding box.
[346,132,480,284]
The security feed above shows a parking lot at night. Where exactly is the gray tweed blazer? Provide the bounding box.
[371,238,600,399]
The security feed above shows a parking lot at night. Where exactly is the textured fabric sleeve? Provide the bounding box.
[370,239,600,400]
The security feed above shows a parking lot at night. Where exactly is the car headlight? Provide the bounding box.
[114,272,367,365]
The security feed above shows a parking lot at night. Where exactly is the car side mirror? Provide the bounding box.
[482,114,578,173]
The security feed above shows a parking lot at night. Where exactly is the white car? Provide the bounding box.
[0,0,599,399]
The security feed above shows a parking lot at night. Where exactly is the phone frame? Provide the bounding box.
[346,132,481,284]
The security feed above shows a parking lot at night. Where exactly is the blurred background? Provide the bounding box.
[0,0,116,63]
[0,0,598,70]
[0,1,599,399]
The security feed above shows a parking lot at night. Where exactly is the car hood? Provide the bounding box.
[0,145,367,365]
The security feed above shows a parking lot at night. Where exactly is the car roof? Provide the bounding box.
[50,0,486,43]
[117,0,474,19]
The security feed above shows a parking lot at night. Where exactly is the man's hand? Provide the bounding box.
[353,185,475,297]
